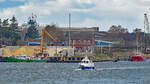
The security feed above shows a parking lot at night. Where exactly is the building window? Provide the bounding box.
[78,40,81,44]
[84,40,86,45]
[71,40,73,44]
[73,40,75,45]
[88,40,91,44]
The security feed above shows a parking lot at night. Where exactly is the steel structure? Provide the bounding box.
[35,29,57,57]
[144,13,150,33]
[144,13,150,53]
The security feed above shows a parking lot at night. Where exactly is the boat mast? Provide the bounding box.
[136,35,139,54]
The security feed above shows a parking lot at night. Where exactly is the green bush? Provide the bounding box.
[94,54,108,59]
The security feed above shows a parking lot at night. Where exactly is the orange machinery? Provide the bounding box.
[35,29,57,57]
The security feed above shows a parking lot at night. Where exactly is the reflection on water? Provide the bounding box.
[0,60,150,84]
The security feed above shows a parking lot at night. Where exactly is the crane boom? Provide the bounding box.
[40,29,57,51]
[144,13,150,33]
[144,13,150,53]
[35,29,57,57]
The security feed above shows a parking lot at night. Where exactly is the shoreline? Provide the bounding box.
[0,56,132,63]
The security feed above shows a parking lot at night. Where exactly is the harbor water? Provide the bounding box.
[0,60,150,84]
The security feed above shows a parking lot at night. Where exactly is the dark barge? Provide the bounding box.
[47,56,84,63]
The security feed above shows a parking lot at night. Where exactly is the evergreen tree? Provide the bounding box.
[0,19,1,28]
[25,25,39,40]
[9,16,19,34]
[1,19,9,45]
[9,16,20,45]
[2,19,9,27]
[0,17,21,45]
[0,19,2,45]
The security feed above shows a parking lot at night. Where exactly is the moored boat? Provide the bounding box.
[130,54,146,61]
[130,34,146,61]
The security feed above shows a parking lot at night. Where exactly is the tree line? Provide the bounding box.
[0,16,39,46]
[0,16,149,49]
[106,25,150,53]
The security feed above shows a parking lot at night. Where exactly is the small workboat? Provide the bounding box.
[130,36,146,61]
[79,56,95,70]
[130,53,146,61]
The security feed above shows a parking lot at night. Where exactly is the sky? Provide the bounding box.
[0,0,150,32]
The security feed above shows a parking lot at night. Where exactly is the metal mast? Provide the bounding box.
[144,13,150,53]
[69,13,71,48]
[68,13,71,57]
[144,13,150,33]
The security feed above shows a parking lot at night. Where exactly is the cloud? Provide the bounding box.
[9,0,25,2]
[0,0,71,23]
[0,0,5,2]
[71,18,136,32]
[77,0,93,5]
[0,0,149,32]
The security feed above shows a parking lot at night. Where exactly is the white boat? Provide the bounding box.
[79,56,95,70]
[16,54,31,60]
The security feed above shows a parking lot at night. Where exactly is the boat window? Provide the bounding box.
[72,57,75,60]
[54,57,57,60]
[68,58,71,60]
[77,57,80,60]
[86,61,88,63]
[58,57,60,60]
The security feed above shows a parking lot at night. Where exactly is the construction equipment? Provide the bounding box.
[144,13,150,33]
[35,29,69,61]
[144,13,150,53]
[35,29,57,58]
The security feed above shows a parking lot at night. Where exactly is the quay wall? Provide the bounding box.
[0,46,74,57]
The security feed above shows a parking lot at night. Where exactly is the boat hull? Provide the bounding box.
[47,57,83,63]
[79,66,95,70]
[81,67,95,70]
[130,56,145,61]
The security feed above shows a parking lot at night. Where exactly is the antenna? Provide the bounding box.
[144,13,150,33]
[144,13,150,53]
[136,35,139,54]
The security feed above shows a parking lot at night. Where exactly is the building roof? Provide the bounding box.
[60,27,99,31]
[45,25,95,40]
[65,31,94,40]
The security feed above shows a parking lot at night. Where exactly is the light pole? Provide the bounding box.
[68,13,71,57]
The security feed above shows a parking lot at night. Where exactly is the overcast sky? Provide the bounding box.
[0,0,150,32]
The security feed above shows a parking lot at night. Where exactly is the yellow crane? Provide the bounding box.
[35,29,57,57]
[35,29,67,61]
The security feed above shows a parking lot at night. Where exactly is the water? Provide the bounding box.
[0,60,150,84]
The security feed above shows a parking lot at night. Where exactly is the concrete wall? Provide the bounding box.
[1,46,74,57]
